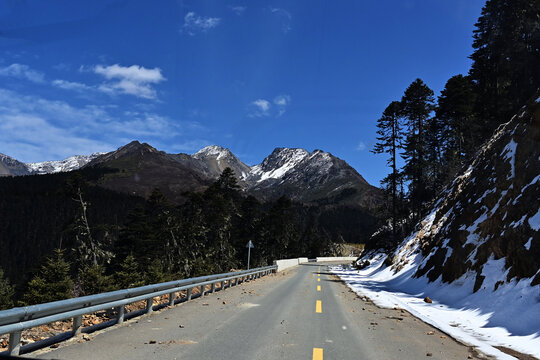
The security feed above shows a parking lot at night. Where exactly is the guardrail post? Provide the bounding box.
[8,331,21,356]
[187,288,192,301]
[221,280,225,290]
[200,285,205,296]
[146,298,153,314]
[116,305,125,324]
[211,283,216,293]
[169,292,176,306]
[73,315,83,335]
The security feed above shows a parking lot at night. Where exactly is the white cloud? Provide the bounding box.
[274,94,291,116]
[273,94,290,106]
[93,64,166,99]
[270,8,291,33]
[229,6,246,15]
[182,12,221,35]
[249,99,271,117]
[0,88,186,162]
[0,63,45,83]
[248,95,291,118]
[52,79,93,92]
[357,141,367,151]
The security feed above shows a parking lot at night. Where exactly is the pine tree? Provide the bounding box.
[372,101,404,243]
[0,267,14,310]
[469,0,540,135]
[400,79,435,217]
[79,264,110,295]
[144,259,167,285]
[22,249,73,305]
[114,255,143,289]
[436,75,478,178]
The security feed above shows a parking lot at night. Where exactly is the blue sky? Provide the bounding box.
[0,0,485,186]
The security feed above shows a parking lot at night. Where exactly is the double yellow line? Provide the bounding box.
[313,267,323,359]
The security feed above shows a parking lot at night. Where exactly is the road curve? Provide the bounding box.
[35,263,477,360]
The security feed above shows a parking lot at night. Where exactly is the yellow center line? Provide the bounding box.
[317,278,320,282]
[313,347,323,360]
[316,300,322,313]
[317,285,321,291]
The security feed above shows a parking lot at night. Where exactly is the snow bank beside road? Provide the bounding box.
[332,256,540,360]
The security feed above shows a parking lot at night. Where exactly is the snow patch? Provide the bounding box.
[501,139,517,179]
[528,208,540,231]
[332,257,540,360]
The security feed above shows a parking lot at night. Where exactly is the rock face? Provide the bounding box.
[388,94,540,289]
[192,145,251,182]
[0,153,31,176]
[245,148,381,209]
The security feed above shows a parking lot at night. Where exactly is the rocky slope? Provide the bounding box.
[0,153,30,176]
[245,148,381,208]
[192,145,252,183]
[373,94,539,289]
[87,141,212,202]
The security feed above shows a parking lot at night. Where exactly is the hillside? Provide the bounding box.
[340,95,540,359]
[388,94,539,287]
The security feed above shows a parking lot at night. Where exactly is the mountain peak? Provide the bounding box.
[119,140,157,153]
[193,145,232,160]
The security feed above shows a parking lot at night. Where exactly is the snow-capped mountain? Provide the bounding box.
[247,148,310,183]
[27,153,104,174]
[0,153,103,176]
[245,148,380,208]
[1,142,383,208]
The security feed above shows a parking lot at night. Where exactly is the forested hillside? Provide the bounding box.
[0,167,365,308]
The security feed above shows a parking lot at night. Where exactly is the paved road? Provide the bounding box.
[34,263,477,360]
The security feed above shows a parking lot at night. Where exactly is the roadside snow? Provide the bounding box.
[528,207,540,231]
[332,255,540,360]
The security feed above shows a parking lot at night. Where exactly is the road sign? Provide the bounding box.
[246,240,254,269]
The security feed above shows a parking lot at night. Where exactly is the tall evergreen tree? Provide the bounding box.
[372,101,404,242]
[469,0,540,134]
[436,75,478,178]
[78,264,110,296]
[114,255,143,289]
[22,249,73,305]
[0,267,14,310]
[400,79,435,217]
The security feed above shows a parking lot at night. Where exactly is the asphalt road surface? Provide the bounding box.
[34,263,478,360]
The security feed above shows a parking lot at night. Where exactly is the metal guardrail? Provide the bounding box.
[0,265,277,356]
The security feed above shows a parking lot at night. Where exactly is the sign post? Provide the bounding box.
[246,240,254,270]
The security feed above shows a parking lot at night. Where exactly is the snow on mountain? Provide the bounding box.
[193,145,230,160]
[27,153,104,174]
[248,148,310,183]
[333,95,540,359]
